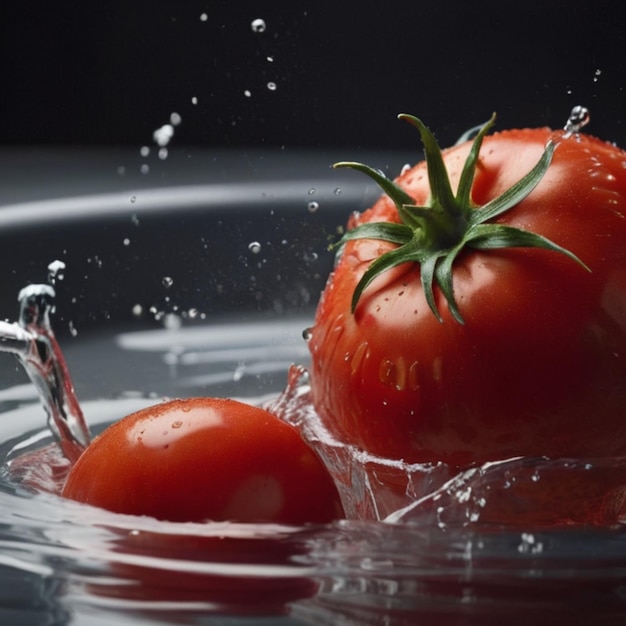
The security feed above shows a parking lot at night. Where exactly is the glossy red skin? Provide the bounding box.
[62,397,344,524]
[310,128,626,469]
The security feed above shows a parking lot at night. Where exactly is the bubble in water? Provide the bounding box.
[307,201,320,213]
[129,195,137,204]
[333,187,342,196]
[251,18,266,33]
[162,276,174,288]
[563,105,590,137]
[308,188,316,195]
[517,532,543,555]
[47,260,66,285]
[248,241,262,254]
[267,82,277,91]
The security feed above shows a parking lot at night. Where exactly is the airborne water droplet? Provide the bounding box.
[153,124,175,147]
[47,260,66,285]
[251,18,266,33]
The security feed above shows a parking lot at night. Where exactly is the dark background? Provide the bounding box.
[1,1,625,151]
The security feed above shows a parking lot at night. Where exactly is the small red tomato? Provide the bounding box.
[309,113,626,471]
[62,397,343,524]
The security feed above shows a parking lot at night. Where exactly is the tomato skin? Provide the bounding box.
[62,397,344,524]
[309,128,626,469]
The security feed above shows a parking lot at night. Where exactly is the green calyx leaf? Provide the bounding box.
[333,114,590,324]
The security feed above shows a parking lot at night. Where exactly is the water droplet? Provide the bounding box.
[266,81,277,91]
[308,187,316,195]
[140,164,150,175]
[153,124,174,147]
[233,365,246,382]
[251,18,266,33]
[333,187,342,196]
[131,213,140,226]
[158,147,168,160]
[47,260,66,285]
[140,146,150,157]
[68,320,78,337]
[302,327,313,341]
[162,276,174,288]
[129,195,137,204]
[163,313,182,330]
[593,68,602,83]
[170,112,182,126]
[187,308,199,319]
[563,105,590,137]
[244,89,252,98]
[199,12,208,22]
[132,304,143,317]
[307,201,319,213]
[191,96,198,105]
[117,165,126,176]
[266,55,274,63]
[123,238,131,246]
[171,420,183,429]
[248,241,262,254]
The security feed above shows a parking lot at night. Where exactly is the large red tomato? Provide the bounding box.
[309,113,626,470]
[62,397,344,524]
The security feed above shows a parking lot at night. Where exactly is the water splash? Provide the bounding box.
[563,105,590,138]
[0,285,90,462]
